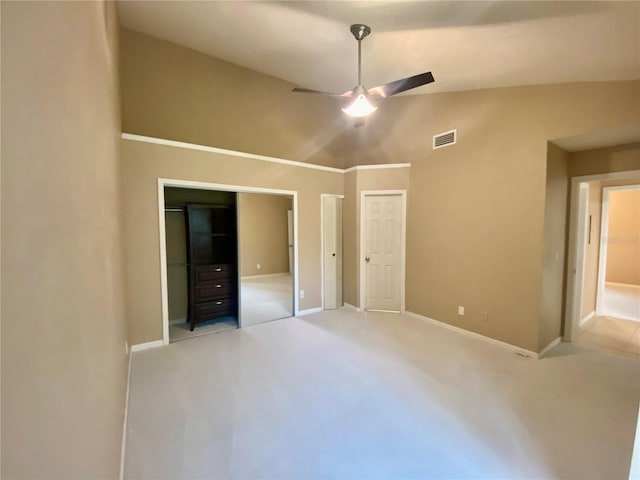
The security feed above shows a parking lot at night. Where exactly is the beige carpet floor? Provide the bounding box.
[125,308,640,479]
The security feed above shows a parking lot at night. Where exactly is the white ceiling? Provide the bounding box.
[117,1,640,96]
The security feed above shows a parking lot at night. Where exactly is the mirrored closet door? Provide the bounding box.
[237,193,294,326]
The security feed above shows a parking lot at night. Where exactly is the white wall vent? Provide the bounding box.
[433,129,456,149]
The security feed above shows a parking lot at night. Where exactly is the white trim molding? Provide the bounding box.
[343,163,411,173]
[342,303,361,312]
[404,311,539,358]
[579,311,596,327]
[539,337,562,359]
[123,133,411,175]
[119,351,133,480]
[296,307,323,316]
[123,133,343,173]
[359,190,407,313]
[130,340,164,352]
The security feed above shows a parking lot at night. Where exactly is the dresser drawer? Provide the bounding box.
[195,264,234,282]
[195,297,235,319]
[195,281,234,302]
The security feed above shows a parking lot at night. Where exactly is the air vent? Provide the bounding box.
[433,129,456,149]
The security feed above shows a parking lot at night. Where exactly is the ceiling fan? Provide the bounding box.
[292,24,435,122]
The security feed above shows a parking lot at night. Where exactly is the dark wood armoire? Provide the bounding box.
[185,203,238,330]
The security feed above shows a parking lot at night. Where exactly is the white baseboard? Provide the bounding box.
[130,340,164,352]
[241,273,290,280]
[539,337,562,359]
[579,311,596,327]
[404,311,538,359]
[297,307,323,316]
[119,351,132,480]
[605,281,640,288]
[343,303,361,312]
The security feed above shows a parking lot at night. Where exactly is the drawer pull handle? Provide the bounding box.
[215,284,222,288]
[215,268,222,272]
[215,301,223,305]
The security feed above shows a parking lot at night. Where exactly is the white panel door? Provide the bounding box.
[335,198,343,307]
[364,195,403,311]
[323,197,343,309]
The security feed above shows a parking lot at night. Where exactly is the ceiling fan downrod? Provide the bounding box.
[350,24,371,87]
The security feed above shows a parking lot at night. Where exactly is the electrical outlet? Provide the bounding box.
[458,306,464,316]
[300,290,305,299]
[257,263,261,270]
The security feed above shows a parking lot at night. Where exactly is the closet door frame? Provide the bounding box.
[157,178,298,346]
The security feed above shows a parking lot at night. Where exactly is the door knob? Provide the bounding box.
[365,256,370,263]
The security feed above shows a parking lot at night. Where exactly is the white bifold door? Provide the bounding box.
[323,196,343,309]
[364,194,403,312]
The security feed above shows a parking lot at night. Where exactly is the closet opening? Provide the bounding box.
[164,187,239,342]
[159,180,298,344]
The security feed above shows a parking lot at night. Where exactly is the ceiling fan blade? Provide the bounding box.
[354,118,365,128]
[292,87,342,96]
[368,71,435,98]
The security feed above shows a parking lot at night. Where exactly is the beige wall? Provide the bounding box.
[121,140,343,345]
[343,172,358,306]
[343,168,412,307]
[568,143,640,177]
[238,193,292,277]
[397,82,638,352]
[540,143,569,350]
[120,28,351,169]
[1,2,128,478]
[606,189,640,285]
[120,26,639,352]
[581,182,603,319]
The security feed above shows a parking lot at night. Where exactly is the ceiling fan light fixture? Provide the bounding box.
[292,24,435,124]
[341,93,377,117]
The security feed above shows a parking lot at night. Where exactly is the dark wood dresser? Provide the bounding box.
[185,203,237,330]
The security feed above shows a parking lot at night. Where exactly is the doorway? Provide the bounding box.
[360,191,406,312]
[595,185,640,322]
[158,179,298,345]
[163,187,239,342]
[565,172,640,355]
